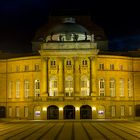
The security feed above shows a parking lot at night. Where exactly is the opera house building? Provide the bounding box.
[0,15,140,120]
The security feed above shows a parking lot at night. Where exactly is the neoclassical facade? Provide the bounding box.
[0,16,140,120]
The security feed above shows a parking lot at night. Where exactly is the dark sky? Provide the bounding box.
[0,0,140,52]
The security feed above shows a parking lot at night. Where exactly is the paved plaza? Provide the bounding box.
[0,120,140,140]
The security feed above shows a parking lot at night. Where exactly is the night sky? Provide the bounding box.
[0,0,140,53]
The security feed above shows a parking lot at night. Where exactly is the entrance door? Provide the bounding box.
[47,105,59,119]
[64,105,75,119]
[0,106,6,118]
[80,105,92,119]
[135,105,140,116]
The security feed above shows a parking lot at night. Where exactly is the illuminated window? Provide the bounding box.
[34,80,40,96]
[110,79,115,97]
[119,64,123,70]
[25,65,29,71]
[99,79,105,96]
[8,107,12,117]
[16,106,20,117]
[128,79,132,97]
[16,80,20,98]
[66,60,71,66]
[16,65,20,72]
[110,64,114,70]
[120,106,125,116]
[81,76,90,96]
[49,77,58,96]
[111,106,116,117]
[99,63,104,70]
[82,60,87,66]
[24,106,28,117]
[129,106,132,116]
[120,79,124,97]
[65,76,73,96]
[8,81,13,98]
[24,80,29,98]
[35,64,39,71]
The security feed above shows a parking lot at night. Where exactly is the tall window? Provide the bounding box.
[120,78,124,97]
[99,63,104,70]
[35,64,39,71]
[81,76,90,96]
[49,77,58,96]
[110,64,114,70]
[16,80,20,98]
[129,106,132,116]
[99,79,105,96]
[50,60,56,68]
[25,65,29,71]
[82,60,88,66]
[120,106,125,116]
[66,60,71,66]
[34,80,40,96]
[24,80,29,98]
[8,81,13,98]
[8,107,12,117]
[24,106,28,118]
[128,79,132,97]
[119,64,123,70]
[111,106,116,117]
[65,76,73,96]
[110,79,115,97]
[16,107,20,117]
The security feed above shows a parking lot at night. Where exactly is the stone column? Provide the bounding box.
[58,58,64,96]
[90,56,97,96]
[74,57,80,96]
[41,57,48,96]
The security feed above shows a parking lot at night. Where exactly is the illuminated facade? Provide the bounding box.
[0,16,140,120]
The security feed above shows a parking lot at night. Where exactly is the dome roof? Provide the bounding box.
[47,17,90,35]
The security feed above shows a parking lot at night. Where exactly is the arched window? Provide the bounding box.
[34,80,40,96]
[110,79,115,97]
[99,79,105,96]
[81,76,90,96]
[49,77,58,96]
[65,76,73,96]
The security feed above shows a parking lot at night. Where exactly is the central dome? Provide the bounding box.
[46,17,92,42]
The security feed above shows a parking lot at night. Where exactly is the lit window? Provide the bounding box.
[16,65,20,72]
[120,79,124,97]
[111,106,116,117]
[8,81,13,98]
[66,60,71,66]
[34,80,40,96]
[110,79,115,97]
[128,79,132,97]
[8,107,12,117]
[24,80,29,98]
[110,64,114,70]
[49,77,58,96]
[120,106,125,116]
[119,64,123,70]
[99,79,105,96]
[81,76,90,96]
[99,63,104,70]
[82,60,88,66]
[16,80,20,98]
[24,106,28,117]
[25,65,29,71]
[16,107,20,117]
[129,106,132,116]
[65,76,73,96]
[35,64,39,71]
